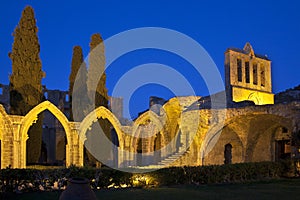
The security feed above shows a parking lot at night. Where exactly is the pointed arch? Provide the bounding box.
[131,111,165,156]
[200,112,293,165]
[20,101,71,142]
[79,106,124,148]
[132,110,164,137]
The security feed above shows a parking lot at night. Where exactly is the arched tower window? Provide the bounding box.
[237,59,242,82]
[245,61,250,83]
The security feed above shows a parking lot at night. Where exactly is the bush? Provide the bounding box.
[0,161,292,194]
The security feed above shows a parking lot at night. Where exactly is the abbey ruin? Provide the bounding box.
[0,42,299,169]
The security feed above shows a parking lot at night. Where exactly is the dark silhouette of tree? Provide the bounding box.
[9,6,45,164]
[87,33,109,108]
[68,46,89,121]
[86,33,111,167]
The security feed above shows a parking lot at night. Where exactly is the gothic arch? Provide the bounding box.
[246,116,293,162]
[132,110,164,137]
[201,124,244,165]
[200,112,293,165]
[79,106,124,148]
[131,110,165,150]
[20,101,71,141]
[18,101,72,168]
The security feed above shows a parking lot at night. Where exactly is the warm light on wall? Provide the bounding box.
[131,174,158,187]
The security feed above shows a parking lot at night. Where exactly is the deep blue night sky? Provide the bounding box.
[0,1,299,118]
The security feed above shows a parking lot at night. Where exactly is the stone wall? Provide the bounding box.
[0,98,299,169]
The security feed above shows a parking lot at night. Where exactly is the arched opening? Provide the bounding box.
[203,113,293,165]
[247,115,292,163]
[27,111,67,166]
[132,116,164,167]
[83,117,121,168]
[79,106,123,168]
[21,101,71,168]
[224,143,232,164]
[203,125,244,165]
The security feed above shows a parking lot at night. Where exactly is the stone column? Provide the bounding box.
[68,122,84,167]
[12,117,25,168]
[0,117,15,169]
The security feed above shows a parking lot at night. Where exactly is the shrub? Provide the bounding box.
[0,161,292,194]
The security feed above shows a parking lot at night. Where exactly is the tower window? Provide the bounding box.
[253,63,258,85]
[245,61,250,83]
[237,59,242,82]
[261,65,265,87]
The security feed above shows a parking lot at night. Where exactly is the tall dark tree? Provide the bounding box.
[86,33,111,167]
[87,33,109,108]
[68,46,89,121]
[9,6,45,163]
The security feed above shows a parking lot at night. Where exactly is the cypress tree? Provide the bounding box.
[87,33,109,108]
[69,46,89,121]
[86,33,111,167]
[9,6,45,163]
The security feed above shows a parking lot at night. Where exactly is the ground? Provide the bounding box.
[5,178,300,200]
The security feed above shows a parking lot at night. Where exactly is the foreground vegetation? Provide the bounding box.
[4,178,300,200]
[0,161,297,199]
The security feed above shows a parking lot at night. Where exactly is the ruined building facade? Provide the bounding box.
[0,43,299,169]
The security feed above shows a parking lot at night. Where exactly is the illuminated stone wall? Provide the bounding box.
[0,99,299,169]
[169,101,300,167]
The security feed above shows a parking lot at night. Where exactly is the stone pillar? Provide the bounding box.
[68,122,84,167]
[78,140,84,166]
[12,118,25,168]
[249,60,253,85]
[65,143,71,167]
[0,117,15,169]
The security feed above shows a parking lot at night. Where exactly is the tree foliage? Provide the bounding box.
[87,33,108,108]
[69,46,89,121]
[85,33,111,166]
[9,6,45,163]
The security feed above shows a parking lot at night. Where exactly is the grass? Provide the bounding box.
[3,178,300,200]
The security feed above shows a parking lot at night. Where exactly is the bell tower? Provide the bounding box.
[225,43,274,105]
